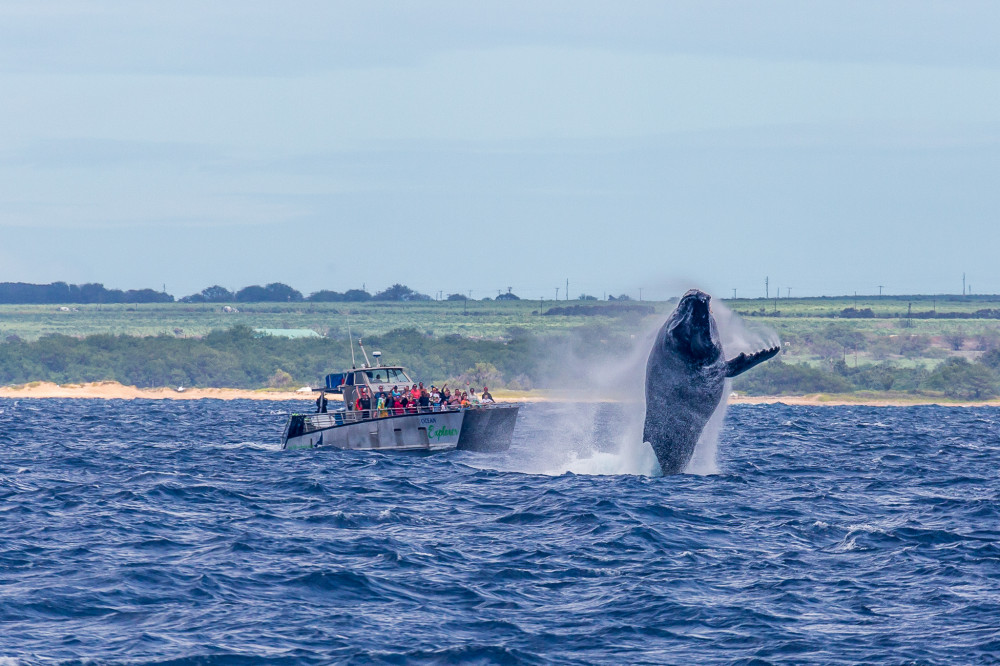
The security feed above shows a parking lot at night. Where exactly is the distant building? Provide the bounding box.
[253,328,321,339]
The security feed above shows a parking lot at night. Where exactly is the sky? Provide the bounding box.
[1,1,998,301]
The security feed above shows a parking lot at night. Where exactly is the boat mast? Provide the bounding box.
[346,316,357,368]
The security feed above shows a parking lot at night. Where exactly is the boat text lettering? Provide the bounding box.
[429,425,458,441]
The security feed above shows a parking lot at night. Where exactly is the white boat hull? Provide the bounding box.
[282,410,465,452]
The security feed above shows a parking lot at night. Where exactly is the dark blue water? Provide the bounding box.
[1,399,998,664]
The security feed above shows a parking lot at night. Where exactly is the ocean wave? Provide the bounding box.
[0,399,998,663]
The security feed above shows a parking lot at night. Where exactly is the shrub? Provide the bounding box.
[268,369,295,388]
[922,357,998,399]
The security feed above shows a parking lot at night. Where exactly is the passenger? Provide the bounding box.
[376,393,387,418]
[410,383,420,402]
[358,389,372,419]
[392,394,404,416]
[468,389,480,406]
[418,389,431,413]
[481,386,494,403]
[315,392,328,413]
[429,385,441,406]
[448,390,463,408]
[460,391,470,408]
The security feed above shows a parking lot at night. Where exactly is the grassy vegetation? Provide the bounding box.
[1,295,999,397]
[0,300,666,342]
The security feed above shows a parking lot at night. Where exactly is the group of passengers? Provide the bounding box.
[328,381,494,418]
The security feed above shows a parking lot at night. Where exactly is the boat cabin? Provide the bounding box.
[323,366,414,409]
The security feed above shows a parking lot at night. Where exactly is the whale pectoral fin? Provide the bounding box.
[725,346,781,378]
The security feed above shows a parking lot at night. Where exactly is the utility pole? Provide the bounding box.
[878,285,884,297]
[733,288,737,299]
[639,288,643,301]
[765,276,769,299]
[963,273,966,296]
[787,287,792,298]
[555,287,559,301]
[566,278,569,301]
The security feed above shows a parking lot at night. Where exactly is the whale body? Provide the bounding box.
[643,289,779,474]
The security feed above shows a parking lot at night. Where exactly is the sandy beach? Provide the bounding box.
[2,381,999,407]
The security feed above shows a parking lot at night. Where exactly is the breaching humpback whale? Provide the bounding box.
[644,289,780,474]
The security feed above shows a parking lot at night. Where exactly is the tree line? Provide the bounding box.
[2,323,999,399]
[0,326,545,390]
[0,281,437,304]
[0,282,173,304]
[732,351,1000,400]
[0,281,620,305]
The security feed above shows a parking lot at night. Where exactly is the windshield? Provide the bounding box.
[361,368,411,385]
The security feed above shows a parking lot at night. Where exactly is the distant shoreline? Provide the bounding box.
[1,381,999,407]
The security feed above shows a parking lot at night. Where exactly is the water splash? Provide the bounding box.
[683,298,778,475]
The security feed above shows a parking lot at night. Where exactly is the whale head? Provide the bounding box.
[665,289,721,366]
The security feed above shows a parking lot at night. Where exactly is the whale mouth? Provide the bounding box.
[674,290,717,361]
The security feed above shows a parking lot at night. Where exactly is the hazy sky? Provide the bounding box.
[2,1,998,300]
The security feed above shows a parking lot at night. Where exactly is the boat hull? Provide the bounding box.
[281,404,520,453]
[282,410,465,452]
[456,404,520,452]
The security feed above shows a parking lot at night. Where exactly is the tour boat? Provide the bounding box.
[280,344,519,453]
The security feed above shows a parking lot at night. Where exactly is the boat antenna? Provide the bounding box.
[358,338,372,367]
[346,316,356,368]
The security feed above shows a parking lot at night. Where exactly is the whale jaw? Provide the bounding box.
[667,289,720,365]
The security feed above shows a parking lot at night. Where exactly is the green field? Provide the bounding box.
[3,294,998,342]
[0,300,667,342]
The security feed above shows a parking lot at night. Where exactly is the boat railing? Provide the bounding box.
[298,402,514,433]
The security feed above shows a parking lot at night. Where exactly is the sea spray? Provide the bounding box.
[681,300,779,475]
[485,315,664,476]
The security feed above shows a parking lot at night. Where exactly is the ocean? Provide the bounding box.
[1,398,998,664]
